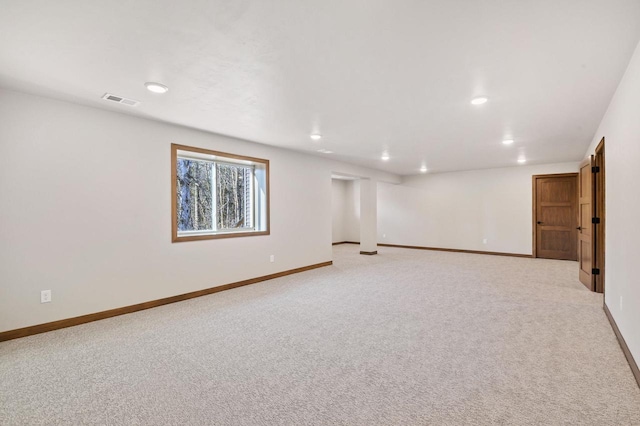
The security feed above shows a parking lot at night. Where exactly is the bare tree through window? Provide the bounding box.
[176,159,253,232]
[216,163,252,230]
[176,159,213,231]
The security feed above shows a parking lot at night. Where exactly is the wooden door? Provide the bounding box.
[533,174,578,261]
[578,157,595,290]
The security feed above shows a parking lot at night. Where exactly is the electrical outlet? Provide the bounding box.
[383,234,386,238]
[41,290,52,304]
[482,238,488,244]
[270,255,275,263]
[620,296,623,311]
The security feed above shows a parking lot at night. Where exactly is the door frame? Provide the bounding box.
[531,173,579,258]
[578,157,595,290]
[594,137,605,293]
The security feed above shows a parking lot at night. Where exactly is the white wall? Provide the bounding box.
[331,179,347,243]
[584,40,640,365]
[330,179,360,243]
[378,162,579,254]
[344,180,361,242]
[0,89,399,332]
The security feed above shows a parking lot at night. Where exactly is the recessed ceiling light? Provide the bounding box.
[381,152,390,161]
[420,165,428,173]
[517,157,526,164]
[310,133,322,141]
[145,82,169,94]
[503,139,514,145]
[471,97,488,105]
[317,148,332,154]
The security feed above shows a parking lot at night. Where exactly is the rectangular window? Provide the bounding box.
[171,144,269,242]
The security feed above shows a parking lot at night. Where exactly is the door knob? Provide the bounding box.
[576,227,582,230]
[537,221,543,224]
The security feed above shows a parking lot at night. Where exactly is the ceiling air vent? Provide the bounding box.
[102,93,140,107]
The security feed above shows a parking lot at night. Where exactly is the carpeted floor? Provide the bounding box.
[1,245,639,425]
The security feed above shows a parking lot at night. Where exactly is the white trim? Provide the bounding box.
[176,150,257,167]
[176,156,263,235]
[177,228,254,237]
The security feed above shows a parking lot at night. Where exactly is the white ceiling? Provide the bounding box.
[1,1,639,175]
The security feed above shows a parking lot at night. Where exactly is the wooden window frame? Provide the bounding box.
[171,143,270,243]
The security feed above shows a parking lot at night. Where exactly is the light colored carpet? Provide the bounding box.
[1,245,639,425]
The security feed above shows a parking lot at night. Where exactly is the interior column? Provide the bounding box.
[359,178,378,255]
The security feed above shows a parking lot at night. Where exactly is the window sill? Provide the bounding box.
[172,230,270,243]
